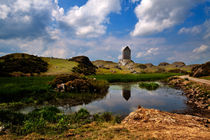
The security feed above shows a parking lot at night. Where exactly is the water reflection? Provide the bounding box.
[122,85,131,101]
[19,82,191,116]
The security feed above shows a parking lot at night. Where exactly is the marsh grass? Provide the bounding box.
[139,82,159,90]
[89,73,181,83]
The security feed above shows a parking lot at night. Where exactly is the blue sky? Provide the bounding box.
[0,0,209,65]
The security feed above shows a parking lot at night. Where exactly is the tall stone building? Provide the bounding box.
[122,46,131,60]
[119,46,133,66]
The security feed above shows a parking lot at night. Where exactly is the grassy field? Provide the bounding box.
[41,57,78,75]
[89,73,182,83]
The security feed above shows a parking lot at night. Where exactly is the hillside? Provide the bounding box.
[41,57,78,76]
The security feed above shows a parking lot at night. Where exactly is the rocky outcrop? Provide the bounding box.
[190,61,210,77]
[168,77,210,111]
[145,63,154,68]
[172,61,186,67]
[158,62,170,66]
[118,59,134,66]
[69,56,97,75]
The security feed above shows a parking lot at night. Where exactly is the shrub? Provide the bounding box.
[21,117,46,134]
[89,79,109,93]
[72,64,97,75]
[70,56,97,75]
[49,73,84,88]
[139,82,159,90]
[27,107,60,123]
[101,112,112,122]
[66,79,91,93]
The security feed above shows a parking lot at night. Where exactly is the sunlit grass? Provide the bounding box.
[89,73,182,83]
[41,57,78,75]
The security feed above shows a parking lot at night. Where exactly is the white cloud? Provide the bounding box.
[131,0,197,36]
[0,5,10,19]
[0,0,55,39]
[178,20,210,40]
[136,48,159,58]
[131,0,140,3]
[178,26,201,34]
[58,0,121,37]
[193,45,208,53]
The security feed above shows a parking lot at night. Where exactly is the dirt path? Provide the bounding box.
[179,75,210,86]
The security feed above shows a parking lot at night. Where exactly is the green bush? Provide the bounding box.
[21,117,47,134]
[139,82,159,90]
[27,107,60,123]
[101,112,112,122]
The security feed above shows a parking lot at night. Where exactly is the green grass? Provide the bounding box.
[0,76,54,103]
[89,73,182,83]
[41,57,78,75]
[199,76,210,80]
[139,82,159,90]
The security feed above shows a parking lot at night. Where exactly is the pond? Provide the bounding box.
[59,82,190,115]
[19,82,191,115]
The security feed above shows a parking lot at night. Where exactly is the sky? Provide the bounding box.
[0,0,210,65]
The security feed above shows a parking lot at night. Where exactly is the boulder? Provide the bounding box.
[190,61,210,77]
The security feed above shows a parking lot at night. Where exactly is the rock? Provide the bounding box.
[172,61,186,67]
[190,61,210,77]
[56,83,66,92]
[145,63,154,67]
[114,65,122,70]
[118,59,134,66]
[158,62,170,66]
[0,125,5,133]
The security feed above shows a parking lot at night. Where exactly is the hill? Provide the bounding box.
[0,53,78,76]
[0,53,48,76]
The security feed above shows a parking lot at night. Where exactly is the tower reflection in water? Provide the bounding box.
[122,85,131,101]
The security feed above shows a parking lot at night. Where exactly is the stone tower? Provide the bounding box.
[119,46,133,66]
[122,46,131,60]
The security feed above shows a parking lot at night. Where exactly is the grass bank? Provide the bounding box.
[89,73,182,83]
[0,76,108,109]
